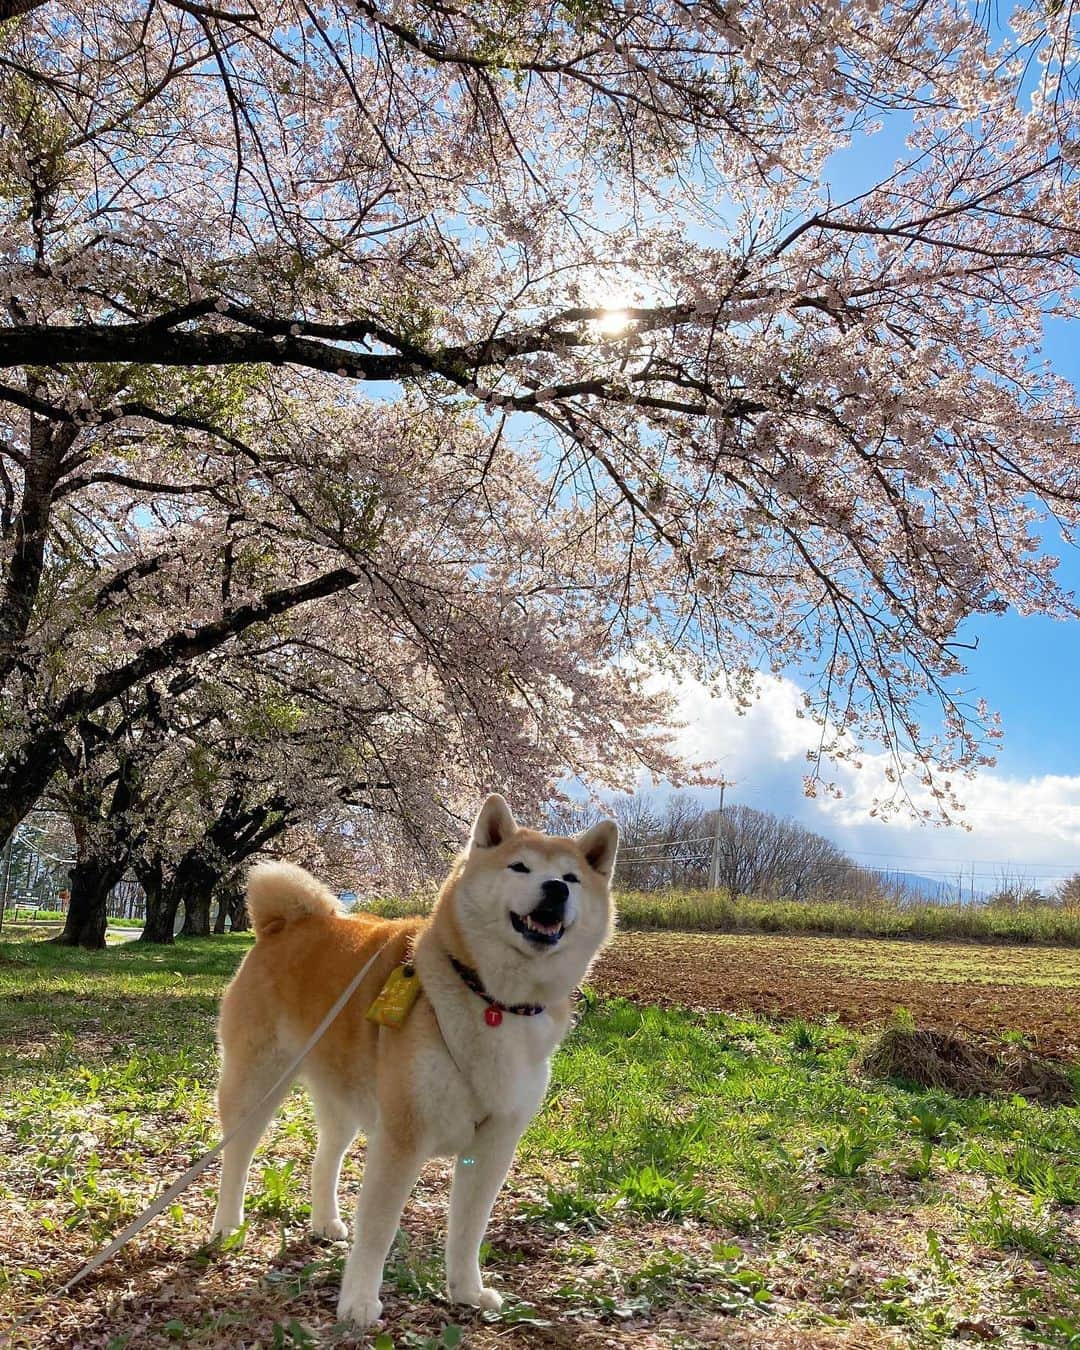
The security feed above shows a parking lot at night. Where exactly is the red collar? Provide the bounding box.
[448,955,544,1026]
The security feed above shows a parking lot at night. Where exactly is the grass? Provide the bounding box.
[776,933,1080,987]
[0,933,1078,1347]
[363,887,1080,945]
[614,888,1080,945]
[1,907,144,928]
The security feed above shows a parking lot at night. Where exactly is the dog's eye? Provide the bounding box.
[508,861,530,874]
[563,873,580,884]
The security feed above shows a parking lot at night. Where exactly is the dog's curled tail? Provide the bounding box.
[246,861,341,939]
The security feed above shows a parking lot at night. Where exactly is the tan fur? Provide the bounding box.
[211,796,617,1329]
[244,860,342,938]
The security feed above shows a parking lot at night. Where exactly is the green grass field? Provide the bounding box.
[1,932,1078,1348]
[364,889,1080,947]
[0,907,145,928]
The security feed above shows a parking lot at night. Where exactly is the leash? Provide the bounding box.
[3,940,390,1347]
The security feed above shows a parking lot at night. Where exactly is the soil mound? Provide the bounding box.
[853,1027,1076,1104]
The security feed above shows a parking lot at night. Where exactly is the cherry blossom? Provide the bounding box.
[2,0,1079,896]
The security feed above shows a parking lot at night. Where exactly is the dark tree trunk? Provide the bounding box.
[141,888,182,943]
[52,859,111,948]
[166,851,221,939]
[136,856,181,944]
[137,850,222,944]
[137,796,286,942]
[213,873,243,933]
[228,887,250,932]
[0,726,65,851]
[174,801,287,937]
[51,820,126,950]
[0,418,77,685]
[180,889,213,937]
[0,418,77,849]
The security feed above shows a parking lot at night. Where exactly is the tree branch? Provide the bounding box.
[52,565,363,724]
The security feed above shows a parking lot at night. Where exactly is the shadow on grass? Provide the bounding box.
[0,931,252,978]
[0,934,253,1083]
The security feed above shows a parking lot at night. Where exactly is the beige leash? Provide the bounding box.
[3,941,389,1346]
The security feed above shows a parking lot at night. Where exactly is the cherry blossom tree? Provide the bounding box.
[129,575,680,946]
[48,682,190,946]
[12,373,680,944]
[0,355,680,872]
[2,0,1080,848]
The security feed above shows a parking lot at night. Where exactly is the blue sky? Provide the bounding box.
[816,102,1080,780]
[961,577,1080,778]
[947,308,1080,779]
[658,330,1080,890]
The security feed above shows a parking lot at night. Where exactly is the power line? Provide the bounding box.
[9,834,75,867]
[616,852,1072,880]
[837,844,1078,870]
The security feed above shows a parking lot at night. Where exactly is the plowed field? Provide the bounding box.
[594,930,1080,1059]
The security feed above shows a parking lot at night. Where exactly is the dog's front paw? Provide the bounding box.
[336,1288,383,1328]
[311,1216,348,1241]
[450,1283,503,1312]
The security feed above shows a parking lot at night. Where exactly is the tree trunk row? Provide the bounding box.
[53,849,250,948]
[43,790,284,948]
[139,854,241,945]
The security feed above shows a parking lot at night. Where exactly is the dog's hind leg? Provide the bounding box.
[210,1048,292,1237]
[307,1080,359,1240]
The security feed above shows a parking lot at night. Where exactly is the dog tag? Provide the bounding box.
[366,965,421,1027]
[484,1006,503,1027]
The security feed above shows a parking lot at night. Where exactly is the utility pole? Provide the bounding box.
[708,777,734,891]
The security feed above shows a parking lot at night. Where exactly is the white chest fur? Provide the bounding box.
[411,948,563,1149]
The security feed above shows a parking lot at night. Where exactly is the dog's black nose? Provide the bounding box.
[540,879,569,908]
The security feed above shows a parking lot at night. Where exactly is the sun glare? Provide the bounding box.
[594,308,631,335]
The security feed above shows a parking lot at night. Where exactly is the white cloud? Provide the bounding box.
[655,673,1080,891]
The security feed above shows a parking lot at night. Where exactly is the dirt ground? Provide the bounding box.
[2,1178,911,1350]
[592,931,1080,1060]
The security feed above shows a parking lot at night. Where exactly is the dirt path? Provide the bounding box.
[593,930,1080,1059]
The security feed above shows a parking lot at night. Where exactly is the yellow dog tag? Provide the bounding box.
[366,965,421,1028]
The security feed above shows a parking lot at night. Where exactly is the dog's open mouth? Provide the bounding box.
[510,910,565,947]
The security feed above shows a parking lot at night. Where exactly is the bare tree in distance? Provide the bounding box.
[607,790,903,902]
[1055,874,1080,907]
[986,867,1069,911]
[545,799,606,839]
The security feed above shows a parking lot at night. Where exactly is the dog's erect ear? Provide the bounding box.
[470,794,518,849]
[577,819,619,877]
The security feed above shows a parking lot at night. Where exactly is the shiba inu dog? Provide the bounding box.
[211,794,617,1327]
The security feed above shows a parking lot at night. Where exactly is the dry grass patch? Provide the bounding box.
[853,1026,1076,1105]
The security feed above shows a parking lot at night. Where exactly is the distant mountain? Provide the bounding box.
[873,870,988,903]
